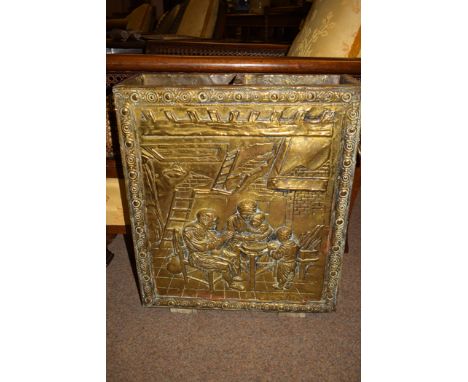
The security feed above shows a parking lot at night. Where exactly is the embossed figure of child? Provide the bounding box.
[269,226,300,290]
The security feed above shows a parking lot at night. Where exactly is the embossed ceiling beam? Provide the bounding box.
[107,55,361,75]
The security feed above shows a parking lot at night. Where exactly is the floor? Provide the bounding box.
[106,190,360,381]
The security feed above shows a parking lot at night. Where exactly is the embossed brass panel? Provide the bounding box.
[113,73,360,312]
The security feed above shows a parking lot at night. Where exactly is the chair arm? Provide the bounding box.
[106,54,360,74]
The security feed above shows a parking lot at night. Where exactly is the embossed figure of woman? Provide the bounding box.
[238,212,274,264]
[242,212,273,242]
[269,226,300,290]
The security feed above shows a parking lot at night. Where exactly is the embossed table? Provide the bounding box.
[240,242,269,291]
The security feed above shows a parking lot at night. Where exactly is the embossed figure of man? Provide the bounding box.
[183,209,245,291]
[225,199,259,273]
[226,199,258,233]
[269,226,299,290]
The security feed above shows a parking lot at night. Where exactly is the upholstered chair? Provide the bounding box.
[153,0,220,39]
[288,0,361,58]
[176,0,219,38]
[107,3,155,33]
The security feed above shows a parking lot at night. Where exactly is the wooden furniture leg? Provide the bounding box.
[345,163,361,253]
[106,233,117,266]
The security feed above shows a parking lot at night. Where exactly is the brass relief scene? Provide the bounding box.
[114,74,360,310]
[142,131,338,303]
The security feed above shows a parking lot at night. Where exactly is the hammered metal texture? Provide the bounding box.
[107,72,133,159]
[113,73,360,312]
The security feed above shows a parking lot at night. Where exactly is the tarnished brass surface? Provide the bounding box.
[113,73,360,312]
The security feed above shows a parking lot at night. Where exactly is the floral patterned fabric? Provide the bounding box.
[288,0,360,58]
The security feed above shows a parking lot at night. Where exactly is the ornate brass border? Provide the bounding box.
[113,82,360,312]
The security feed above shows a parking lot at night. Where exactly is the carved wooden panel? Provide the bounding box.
[113,73,360,312]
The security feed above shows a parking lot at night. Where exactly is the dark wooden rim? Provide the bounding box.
[107,54,361,74]
[106,158,123,178]
[106,225,129,234]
